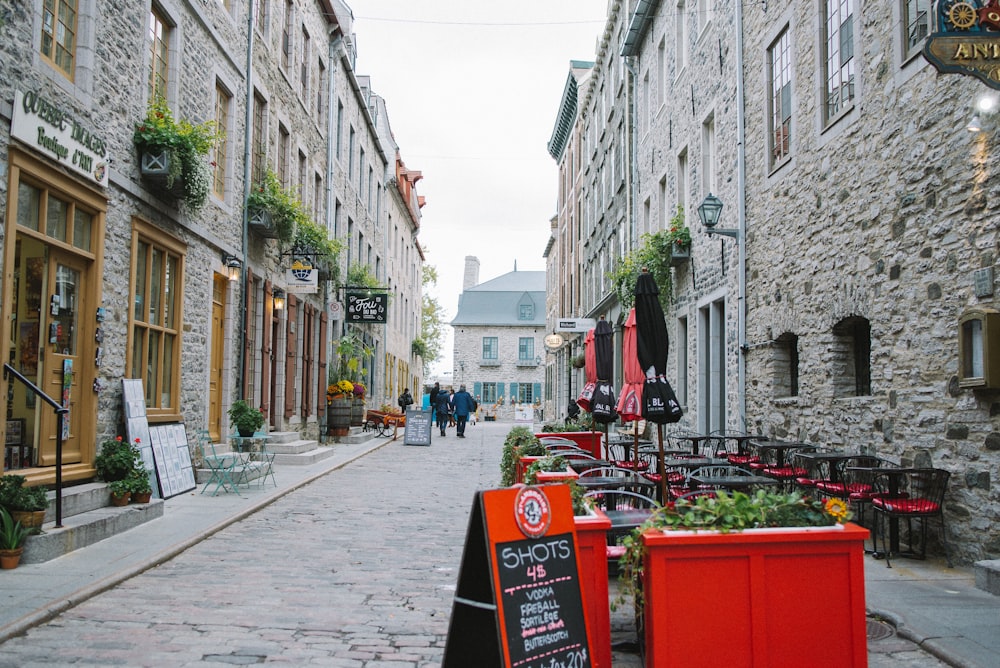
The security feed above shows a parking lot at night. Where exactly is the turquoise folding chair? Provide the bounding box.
[200,434,247,496]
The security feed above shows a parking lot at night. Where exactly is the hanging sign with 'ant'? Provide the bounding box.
[924,1,1000,89]
[443,485,592,667]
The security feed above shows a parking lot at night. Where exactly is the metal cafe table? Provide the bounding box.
[227,432,276,488]
[748,440,815,467]
[687,472,778,492]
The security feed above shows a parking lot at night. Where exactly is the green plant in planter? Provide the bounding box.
[499,427,546,486]
[108,479,131,498]
[290,218,342,282]
[335,332,374,385]
[133,98,220,209]
[127,468,153,496]
[0,508,29,550]
[609,228,676,311]
[614,490,852,610]
[246,169,304,243]
[523,457,591,516]
[0,474,48,512]
[94,437,141,482]
[228,399,265,436]
[664,206,691,247]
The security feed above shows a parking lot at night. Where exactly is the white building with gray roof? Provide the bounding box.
[451,257,545,420]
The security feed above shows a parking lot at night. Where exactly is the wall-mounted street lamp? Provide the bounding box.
[698,193,739,240]
[273,288,286,311]
[535,355,542,366]
[223,254,242,282]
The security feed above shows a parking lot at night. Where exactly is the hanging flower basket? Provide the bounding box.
[669,241,691,267]
[139,150,186,200]
[247,207,279,238]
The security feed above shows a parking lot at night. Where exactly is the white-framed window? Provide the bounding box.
[697,0,714,34]
[675,0,688,75]
[482,337,498,360]
[769,28,792,165]
[701,113,715,197]
[901,0,930,61]
[518,337,535,361]
[822,0,856,124]
[677,149,688,218]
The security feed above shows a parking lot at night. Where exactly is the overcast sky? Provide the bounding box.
[347,0,608,375]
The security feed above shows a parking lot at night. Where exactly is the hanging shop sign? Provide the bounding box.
[924,2,1000,89]
[10,90,110,187]
[346,291,387,324]
[556,317,596,333]
[285,258,318,294]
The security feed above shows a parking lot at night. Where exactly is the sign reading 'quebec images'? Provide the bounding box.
[924,1,1000,89]
[346,291,387,324]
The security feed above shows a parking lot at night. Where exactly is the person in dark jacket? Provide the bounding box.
[429,382,441,426]
[433,388,451,437]
[398,388,413,412]
[451,385,475,438]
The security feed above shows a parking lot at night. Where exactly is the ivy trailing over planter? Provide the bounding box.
[499,426,545,487]
[246,169,304,243]
[411,337,429,358]
[610,207,690,311]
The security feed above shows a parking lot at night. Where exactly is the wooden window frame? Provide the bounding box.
[41,0,78,81]
[148,6,170,102]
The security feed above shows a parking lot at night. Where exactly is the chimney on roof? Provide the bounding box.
[463,256,480,290]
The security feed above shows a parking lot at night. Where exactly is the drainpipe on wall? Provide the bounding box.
[237,2,256,400]
[322,31,344,442]
[735,0,748,428]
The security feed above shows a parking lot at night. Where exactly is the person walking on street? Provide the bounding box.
[429,382,440,427]
[451,385,475,438]
[434,388,451,437]
[398,388,413,413]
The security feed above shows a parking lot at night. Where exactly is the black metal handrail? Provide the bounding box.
[3,363,69,527]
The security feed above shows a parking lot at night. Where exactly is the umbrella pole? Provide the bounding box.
[632,423,639,470]
[657,424,666,504]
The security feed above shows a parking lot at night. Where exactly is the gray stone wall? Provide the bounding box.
[740,2,1000,562]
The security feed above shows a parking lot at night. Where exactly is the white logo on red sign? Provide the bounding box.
[514,487,552,539]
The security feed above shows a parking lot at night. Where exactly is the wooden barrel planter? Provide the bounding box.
[350,397,365,427]
[327,398,351,436]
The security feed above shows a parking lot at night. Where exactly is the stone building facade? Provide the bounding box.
[451,258,545,420]
[739,2,1000,562]
[0,0,424,484]
[622,0,744,435]
[546,61,593,421]
[552,0,1000,562]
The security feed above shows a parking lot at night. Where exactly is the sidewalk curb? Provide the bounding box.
[869,606,975,668]
[0,436,395,644]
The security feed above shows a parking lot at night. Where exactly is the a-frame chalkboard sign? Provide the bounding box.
[443,485,592,668]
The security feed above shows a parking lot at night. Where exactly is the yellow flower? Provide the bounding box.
[824,497,851,523]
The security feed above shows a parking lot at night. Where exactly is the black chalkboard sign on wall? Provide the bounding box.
[403,408,432,446]
[443,485,592,667]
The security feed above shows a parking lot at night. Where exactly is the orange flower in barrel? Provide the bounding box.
[824,497,851,523]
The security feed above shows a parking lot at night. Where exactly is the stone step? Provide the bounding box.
[271,446,337,466]
[41,482,110,521]
[974,560,1000,596]
[268,439,321,456]
[22,497,164,564]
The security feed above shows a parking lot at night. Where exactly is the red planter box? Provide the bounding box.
[536,431,603,458]
[535,467,580,484]
[515,455,543,485]
[641,522,869,668]
[574,507,613,668]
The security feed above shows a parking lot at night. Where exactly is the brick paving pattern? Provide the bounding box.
[0,422,948,666]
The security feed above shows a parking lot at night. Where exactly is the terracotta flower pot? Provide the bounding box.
[110,491,131,507]
[10,509,46,531]
[132,491,152,504]
[0,547,24,569]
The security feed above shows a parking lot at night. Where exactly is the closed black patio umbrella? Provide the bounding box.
[590,316,617,426]
[634,269,682,502]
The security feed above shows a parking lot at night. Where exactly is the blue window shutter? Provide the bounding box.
[510,382,518,401]
[473,382,482,398]
[534,383,541,401]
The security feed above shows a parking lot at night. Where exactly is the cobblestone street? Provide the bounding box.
[0,422,952,666]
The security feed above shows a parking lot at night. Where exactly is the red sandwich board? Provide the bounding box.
[443,485,593,667]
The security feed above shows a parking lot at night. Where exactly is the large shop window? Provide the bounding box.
[128,222,185,419]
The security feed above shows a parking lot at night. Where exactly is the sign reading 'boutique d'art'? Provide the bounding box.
[10,90,110,187]
[924,1,1000,89]
[346,291,387,324]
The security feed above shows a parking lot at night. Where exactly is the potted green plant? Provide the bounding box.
[133,98,220,209]
[499,426,546,486]
[620,490,867,666]
[664,206,691,266]
[246,169,303,243]
[127,468,153,504]
[94,436,141,482]
[0,475,48,532]
[108,479,131,506]
[0,508,30,569]
[228,399,265,438]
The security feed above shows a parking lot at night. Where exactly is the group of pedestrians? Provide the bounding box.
[429,382,477,438]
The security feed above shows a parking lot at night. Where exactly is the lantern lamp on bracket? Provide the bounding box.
[223,254,242,281]
[273,288,286,311]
